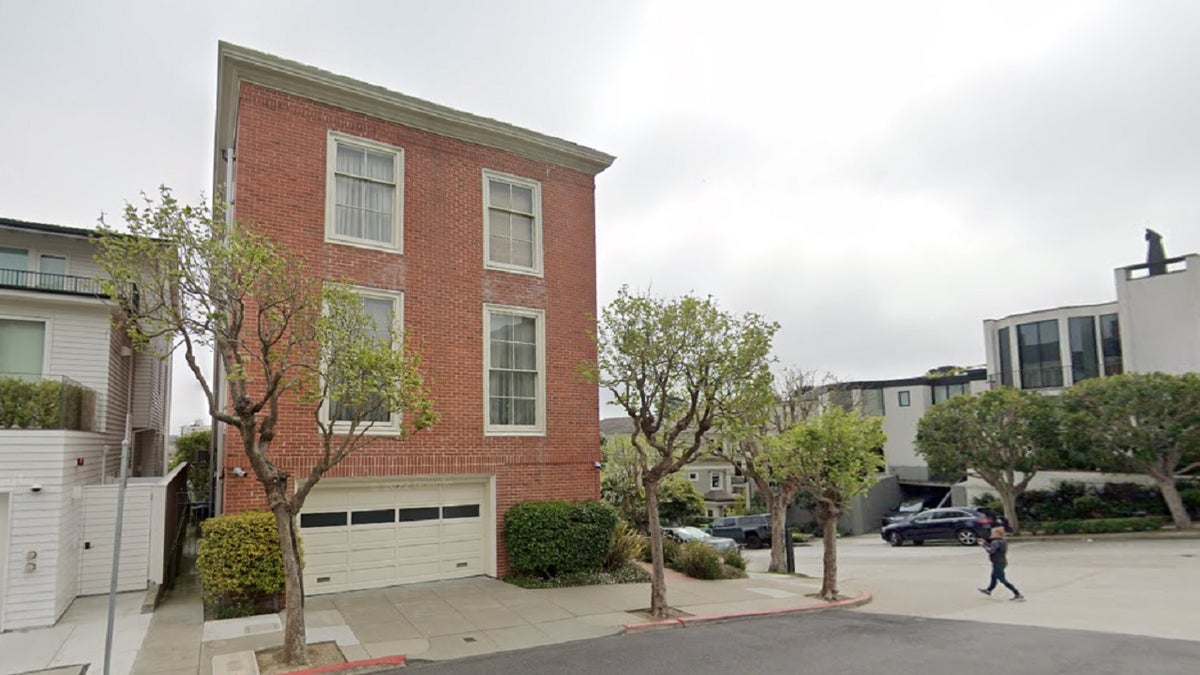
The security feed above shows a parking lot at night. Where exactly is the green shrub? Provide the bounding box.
[504,500,619,578]
[0,376,93,430]
[1038,516,1165,535]
[605,521,645,571]
[1071,494,1106,519]
[721,547,746,571]
[677,541,723,580]
[1180,487,1200,516]
[197,511,290,612]
[662,537,683,568]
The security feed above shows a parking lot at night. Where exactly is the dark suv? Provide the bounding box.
[708,514,771,549]
[879,507,1006,547]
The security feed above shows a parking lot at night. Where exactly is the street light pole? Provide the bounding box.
[102,425,131,675]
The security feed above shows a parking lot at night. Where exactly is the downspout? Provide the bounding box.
[212,146,235,516]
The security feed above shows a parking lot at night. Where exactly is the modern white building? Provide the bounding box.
[0,218,176,631]
[984,252,1200,390]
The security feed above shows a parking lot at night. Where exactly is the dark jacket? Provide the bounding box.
[983,539,1008,565]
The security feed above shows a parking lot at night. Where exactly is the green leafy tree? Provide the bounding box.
[95,188,437,666]
[1060,373,1200,529]
[713,368,832,572]
[772,406,885,600]
[600,435,707,528]
[915,387,1058,533]
[583,287,777,618]
[170,429,212,502]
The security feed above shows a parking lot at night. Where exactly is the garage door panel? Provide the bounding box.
[441,538,483,557]
[306,570,347,591]
[302,529,350,550]
[442,521,481,539]
[396,562,441,582]
[306,550,350,569]
[440,558,483,576]
[350,527,396,545]
[398,541,440,561]
[304,491,349,509]
[351,490,396,508]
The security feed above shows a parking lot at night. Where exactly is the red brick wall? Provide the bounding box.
[220,82,602,574]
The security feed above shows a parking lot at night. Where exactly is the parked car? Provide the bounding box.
[664,526,738,553]
[880,495,948,528]
[879,507,1006,547]
[708,514,772,549]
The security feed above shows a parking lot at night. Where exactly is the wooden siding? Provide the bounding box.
[0,431,105,630]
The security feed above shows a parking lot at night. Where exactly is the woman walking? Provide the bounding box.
[979,526,1024,601]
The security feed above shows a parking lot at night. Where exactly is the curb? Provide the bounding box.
[283,655,407,674]
[621,591,873,633]
[1011,530,1200,544]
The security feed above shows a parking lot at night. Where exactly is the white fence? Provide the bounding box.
[78,463,187,595]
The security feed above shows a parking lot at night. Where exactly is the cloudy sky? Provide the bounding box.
[3,1,1199,431]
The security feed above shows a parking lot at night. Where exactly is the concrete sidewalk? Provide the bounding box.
[0,591,151,675]
[186,572,861,674]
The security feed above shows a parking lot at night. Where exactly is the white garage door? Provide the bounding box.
[299,479,489,595]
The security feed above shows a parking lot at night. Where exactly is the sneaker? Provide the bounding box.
[1011,595,1025,602]
[978,588,992,596]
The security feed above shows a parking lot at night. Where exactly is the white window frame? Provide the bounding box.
[710,473,721,489]
[325,131,405,253]
[483,303,546,436]
[688,472,699,481]
[319,287,405,435]
[482,169,543,277]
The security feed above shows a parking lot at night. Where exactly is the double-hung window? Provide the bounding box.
[326,132,403,252]
[483,171,542,275]
[484,304,545,434]
[325,289,404,433]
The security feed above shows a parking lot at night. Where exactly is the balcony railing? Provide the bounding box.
[0,267,139,310]
[0,373,97,431]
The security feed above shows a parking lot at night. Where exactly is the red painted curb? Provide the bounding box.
[283,654,407,674]
[622,591,873,633]
[621,618,684,632]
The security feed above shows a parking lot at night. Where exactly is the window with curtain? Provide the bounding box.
[486,306,544,432]
[327,134,402,250]
[484,171,541,274]
[329,293,400,426]
[932,382,969,403]
[0,318,46,375]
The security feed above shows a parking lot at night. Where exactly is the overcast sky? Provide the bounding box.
[3,1,1199,431]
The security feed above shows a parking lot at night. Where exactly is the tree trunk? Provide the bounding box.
[271,499,308,665]
[768,495,789,573]
[997,487,1020,534]
[1153,474,1193,529]
[817,503,840,600]
[644,479,668,618]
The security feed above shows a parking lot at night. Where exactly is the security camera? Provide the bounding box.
[30,484,43,493]
[231,467,248,478]
[593,461,603,469]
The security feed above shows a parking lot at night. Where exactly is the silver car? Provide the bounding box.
[664,526,738,552]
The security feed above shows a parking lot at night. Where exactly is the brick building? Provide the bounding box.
[211,43,613,592]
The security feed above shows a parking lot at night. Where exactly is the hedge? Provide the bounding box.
[503,500,619,578]
[197,511,291,610]
[1034,516,1165,535]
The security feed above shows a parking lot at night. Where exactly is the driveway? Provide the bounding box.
[745,535,1200,641]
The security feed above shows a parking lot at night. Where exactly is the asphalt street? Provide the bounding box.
[398,610,1200,675]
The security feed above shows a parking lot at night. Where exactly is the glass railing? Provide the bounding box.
[0,373,97,431]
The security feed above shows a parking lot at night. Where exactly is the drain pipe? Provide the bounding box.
[103,341,136,674]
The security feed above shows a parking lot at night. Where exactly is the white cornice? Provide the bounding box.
[212,41,615,187]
